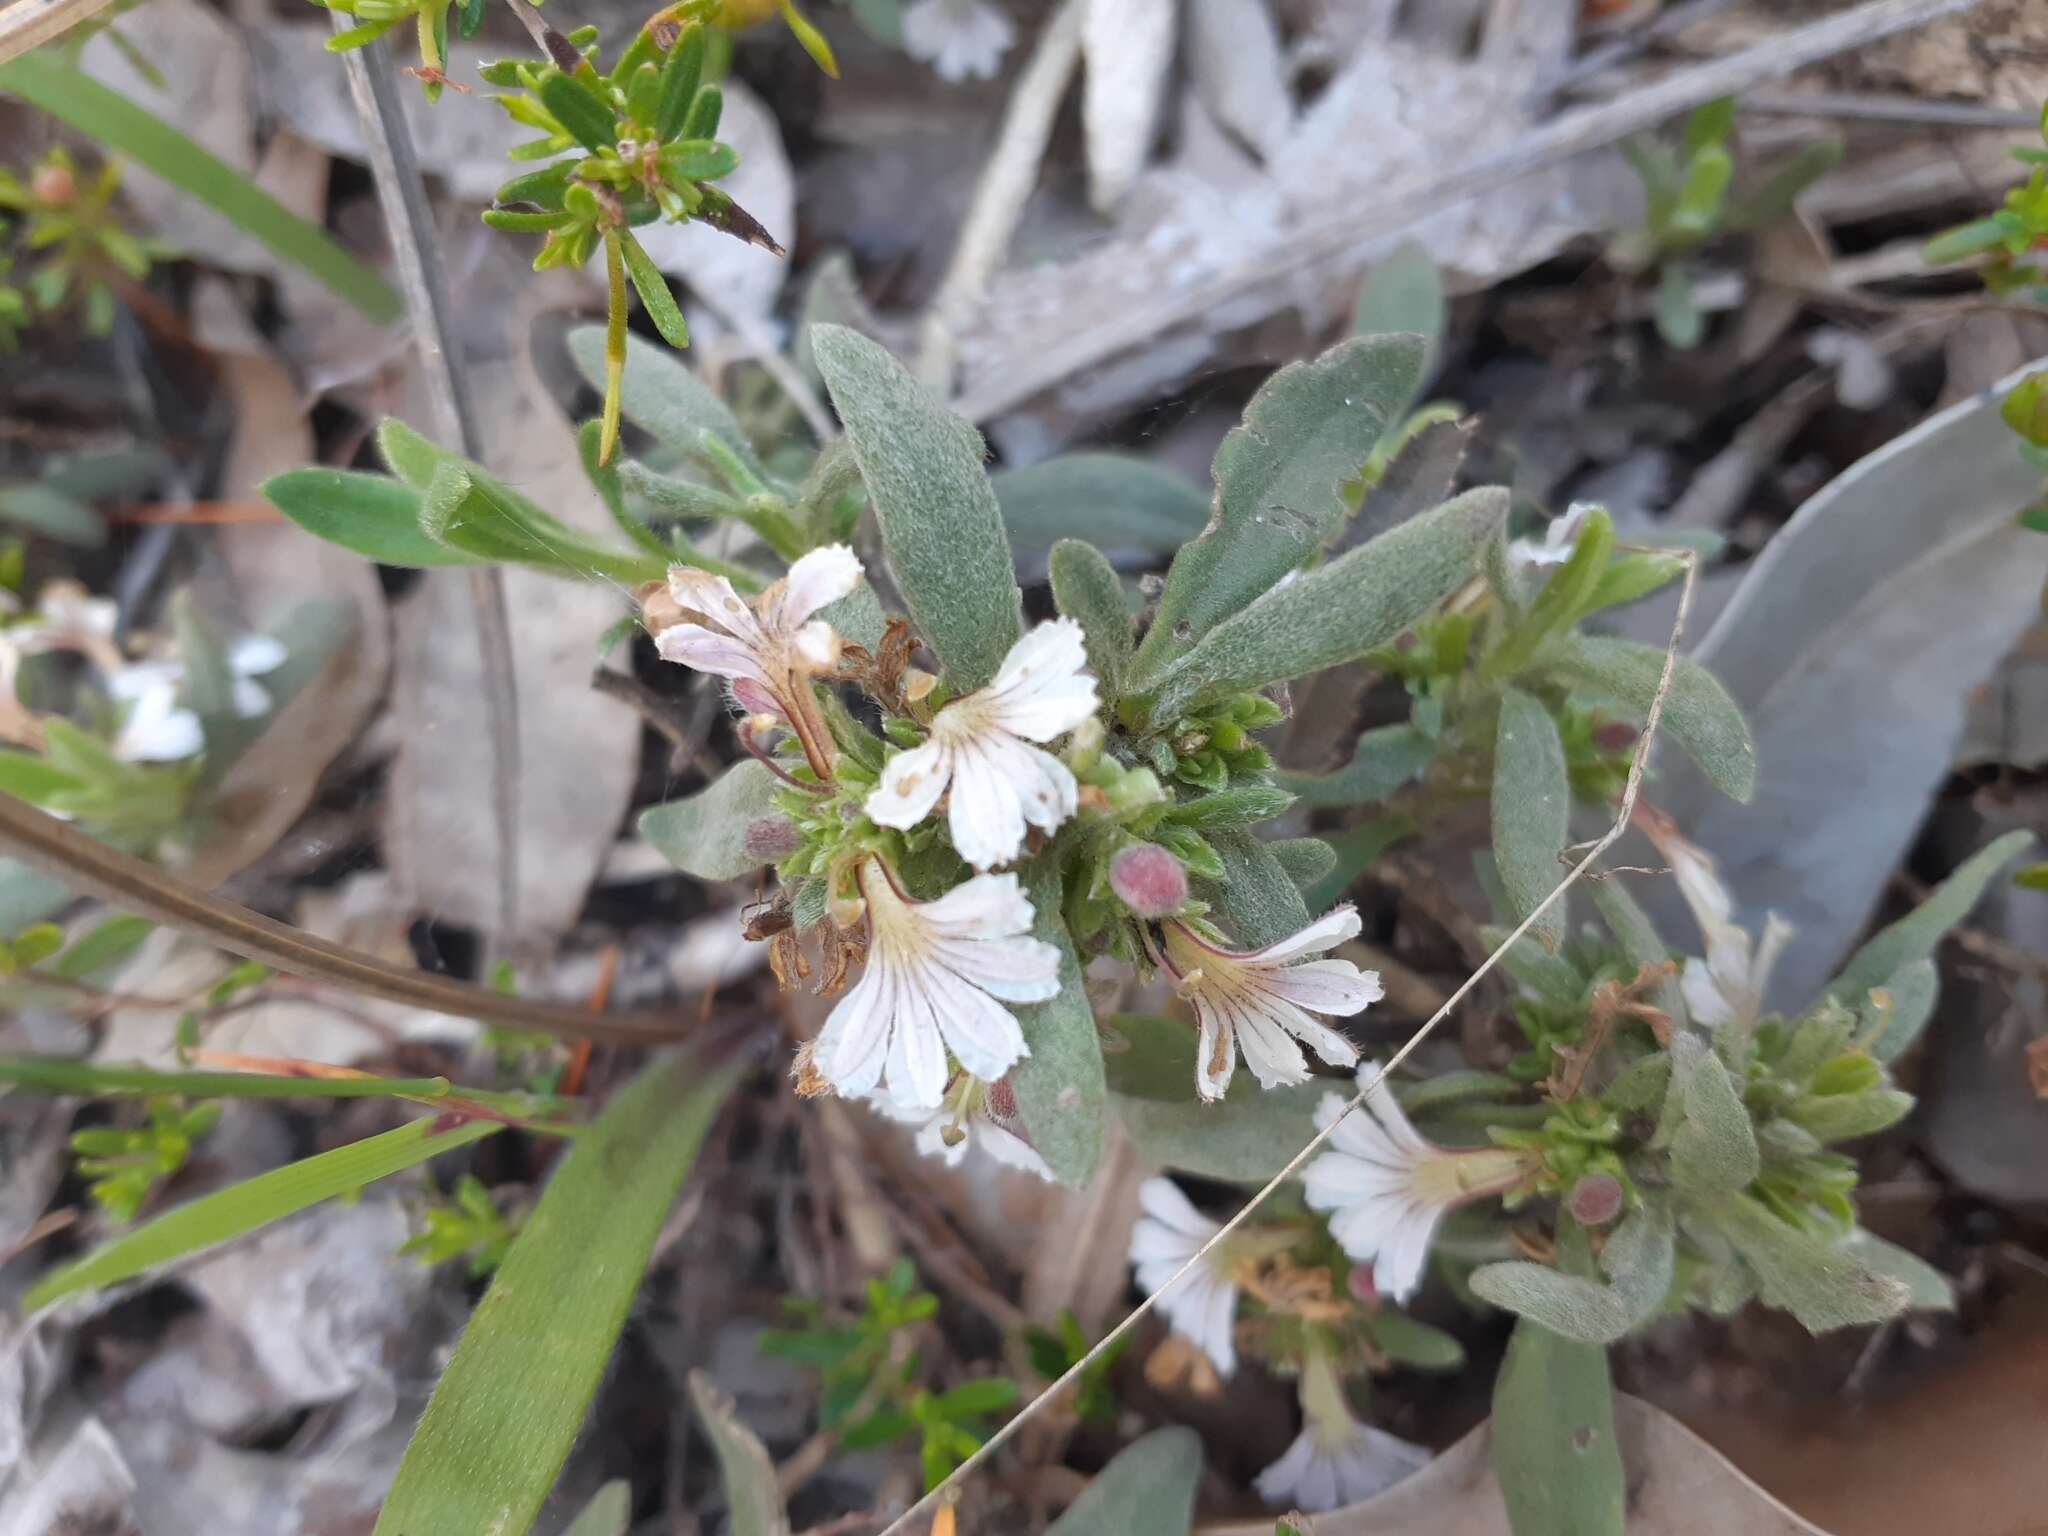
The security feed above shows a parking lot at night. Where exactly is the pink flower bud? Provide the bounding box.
[1568,1172,1625,1228]
[743,815,801,863]
[1347,1265,1380,1308]
[1110,843,1188,919]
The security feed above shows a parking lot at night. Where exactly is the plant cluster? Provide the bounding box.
[0,146,168,344]
[1924,98,2048,301]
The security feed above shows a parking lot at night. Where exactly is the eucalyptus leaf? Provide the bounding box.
[1050,538,1134,702]
[1492,689,1570,947]
[689,1371,791,1536]
[1138,487,1507,725]
[811,325,1022,692]
[1007,855,1106,1187]
[1275,723,1434,807]
[1129,334,1427,683]
[1045,1426,1202,1536]
[640,761,785,883]
[1491,1318,1624,1536]
[994,453,1210,556]
[1351,241,1444,394]
[1531,634,1756,804]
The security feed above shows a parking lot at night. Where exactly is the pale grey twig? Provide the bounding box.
[332,20,523,944]
[876,549,1704,1536]
[1540,0,1739,98]
[948,0,1988,424]
[1740,91,2042,131]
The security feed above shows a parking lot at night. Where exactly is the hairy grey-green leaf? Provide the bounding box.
[1139,486,1506,723]
[1666,1036,1760,1196]
[1114,1081,1323,1183]
[1006,855,1105,1188]
[818,581,886,652]
[1351,241,1444,393]
[1049,538,1133,701]
[639,761,783,882]
[1590,876,1686,1025]
[1365,1307,1466,1370]
[1129,334,1427,682]
[1840,1230,1954,1312]
[1711,1193,1910,1332]
[1472,1206,1675,1345]
[1482,923,1584,1007]
[1492,688,1570,948]
[567,326,760,477]
[1534,634,1756,803]
[688,1371,791,1536]
[1826,829,2033,1012]
[1269,837,1337,893]
[1275,722,1434,807]
[1862,957,1938,1064]
[1202,826,1310,945]
[994,453,1209,556]
[1491,1318,1624,1536]
[1044,1427,1202,1536]
[811,325,1022,692]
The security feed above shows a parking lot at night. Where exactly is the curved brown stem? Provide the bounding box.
[0,795,690,1043]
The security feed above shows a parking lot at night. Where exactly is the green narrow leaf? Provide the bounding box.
[655,22,707,139]
[1160,784,1295,832]
[619,229,689,349]
[811,324,1022,692]
[1672,144,1734,235]
[640,760,784,882]
[48,914,155,980]
[1007,855,1105,1188]
[0,55,399,321]
[539,71,619,152]
[1044,1427,1202,1536]
[1825,829,2033,1010]
[777,0,839,76]
[1274,722,1434,807]
[1664,1036,1759,1195]
[1049,539,1133,702]
[689,1371,792,1536]
[1683,97,1735,158]
[375,1052,742,1536]
[0,483,105,546]
[991,453,1210,556]
[1491,1319,1625,1536]
[579,419,677,563]
[261,468,479,568]
[1130,334,1427,683]
[27,1118,500,1310]
[1350,240,1444,393]
[1491,689,1570,947]
[1655,263,1704,349]
[1531,634,1756,803]
[1115,1078,1322,1182]
[1137,487,1507,725]
[0,1056,534,1111]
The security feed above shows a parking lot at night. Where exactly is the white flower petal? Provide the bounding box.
[667,566,763,644]
[1233,1004,1312,1089]
[778,544,863,626]
[230,675,272,719]
[1249,904,1363,964]
[1136,1176,1217,1242]
[815,963,895,1099]
[1193,1007,1235,1102]
[885,972,952,1108]
[947,735,1030,870]
[920,961,1030,1083]
[985,619,1097,740]
[229,633,288,676]
[655,624,774,685]
[1261,958,1383,1015]
[918,871,1036,937]
[974,1118,1053,1181]
[865,740,951,830]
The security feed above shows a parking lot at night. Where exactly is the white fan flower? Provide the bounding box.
[105,636,284,763]
[1638,806,1792,1031]
[1127,1176,1244,1378]
[812,857,1060,1109]
[873,1072,1053,1182]
[1302,1074,1535,1303]
[901,0,1015,82]
[1256,1350,1430,1513]
[1150,906,1382,1101]
[865,618,1097,871]
[1507,501,1596,570]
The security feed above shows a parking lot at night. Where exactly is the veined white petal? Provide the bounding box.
[885,968,952,1108]
[1233,1002,1312,1089]
[815,961,895,1098]
[667,567,764,646]
[1357,1074,1437,1160]
[866,740,951,830]
[789,620,843,672]
[918,870,1037,937]
[1263,998,1360,1070]
[975,1118,1053,1181]
[919,962,1030,1083]
[929,933,1062,1003]
[1249,904,1363,964]
[986,620,1097,740]
[1136,1175,1218,1242]
[1374,1207,1442,1302]
[779,544,863,626]
[1261,958,1384,1014]
[655,624,774,686]
[947,735,1029,870]
[1193,1005,1235,1101]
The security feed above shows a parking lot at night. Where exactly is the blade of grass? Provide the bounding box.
[0,52,400,321]
[373,1050,744,1536]
[26,1117,500,1310]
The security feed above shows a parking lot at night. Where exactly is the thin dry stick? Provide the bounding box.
[0,0,112,65]
[948,0,1985,423]
[0,792,690,1042]
[877,551,1703,1536]
[331,15,524,944]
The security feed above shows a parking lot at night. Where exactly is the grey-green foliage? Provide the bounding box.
[1114,1080,1323,1184]
[1137,487,1508,725]
[1590,876,1686,1025]
[1709,1193,1911,1332]
[1825,828,2032,1010]
[1274,722,1435,807]
[1351,240,1445,394]
[569,325,763,479]
[1491,1317,1624,1536]
[1471,1205,1676,1345]
[1268,837,1337,893]
[561,1482,632,1536]
[1491,687,1570,947]
[1128,333,1427,684]
[1531,634,1756,803]
[993,452,1210,556]
[639,761,783,882]
[810,325,1022,692]
[1203,826,1311,947]
[1862,957,1938,1063]
[1049,537,1134,702]
[688,1371,791,1536]
[1044,1427,1202,1536]
[1007,855,1106,1187]
[1663,1035,1760,1196]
